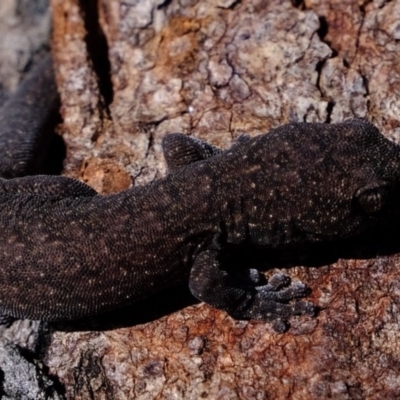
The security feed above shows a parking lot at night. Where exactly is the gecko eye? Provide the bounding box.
[355,185,389,214]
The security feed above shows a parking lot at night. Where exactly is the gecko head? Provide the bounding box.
[298,120,400,240]
[244,119,400,245]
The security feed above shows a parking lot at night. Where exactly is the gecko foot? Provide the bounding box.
[231,274,317,329]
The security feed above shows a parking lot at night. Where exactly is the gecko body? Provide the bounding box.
[1,58,400,332]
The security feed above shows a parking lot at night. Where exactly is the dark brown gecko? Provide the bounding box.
[1,56,400,332]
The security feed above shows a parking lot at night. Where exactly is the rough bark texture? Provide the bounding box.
[2,0,400,399]
[0,2,65,399]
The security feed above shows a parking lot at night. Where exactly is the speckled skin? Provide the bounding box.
[1,59,400,332]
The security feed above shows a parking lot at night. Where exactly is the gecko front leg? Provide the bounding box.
[189,248,316,332]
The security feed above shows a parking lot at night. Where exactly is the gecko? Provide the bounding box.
[1,56,400,332]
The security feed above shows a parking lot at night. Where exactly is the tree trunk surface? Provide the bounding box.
[1,0,400,399]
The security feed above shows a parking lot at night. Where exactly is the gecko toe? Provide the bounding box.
[265,273,291,291]
[257,280,311,302]
[292,300,317,317]
[271,318,289,333]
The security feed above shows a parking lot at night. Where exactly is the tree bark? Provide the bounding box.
[3,0,400,398]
